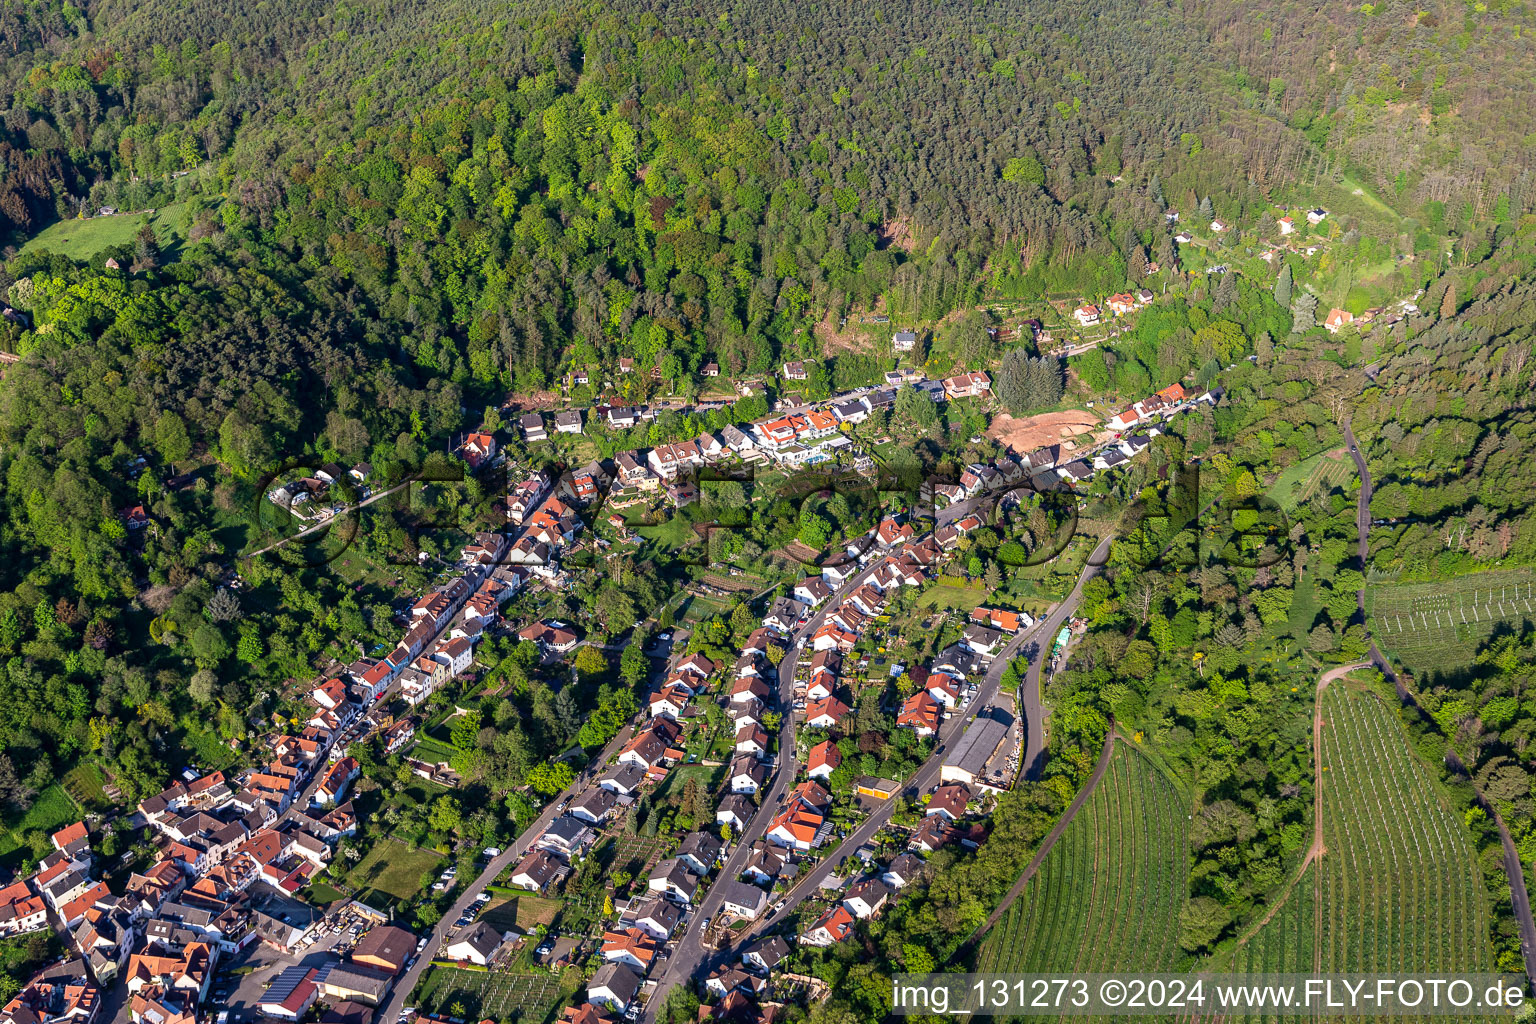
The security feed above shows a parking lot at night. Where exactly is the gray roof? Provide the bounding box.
[589,962,642,1004]
[944,708,1014,778]
[542,815,591,845]
[448,921,504,959]
[714,879,768,912]
[741,935,790,970]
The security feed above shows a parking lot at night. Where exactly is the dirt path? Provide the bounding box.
[950,726,1118,962]
[1217,659,1368,967]
[1308,661,1369,971]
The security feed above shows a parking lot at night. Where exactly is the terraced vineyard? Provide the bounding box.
[1202,865,1318,1024]
[977,747,1188,978]
[1316,685,1491,976]
[1194,685,1492,1023]
[1368,569,1536,671]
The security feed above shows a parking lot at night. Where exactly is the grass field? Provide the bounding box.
[61,764,113,811]
[977,747,1189,978]
[916,577,988,612]
[412,966,573,1023]
[347,837,445,903]
[20,201,201,260]
[1367,569,1536,673]
[481,893,562,933]
[1315,685,1491,975]
[1267,449,1352,512]
[654,763,723,803]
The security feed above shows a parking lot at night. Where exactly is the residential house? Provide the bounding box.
[646,859,701,904]
[741,843,792,887]
[734,723,769,758]
[1073,304,1100,326]
[804,697,849,729]
[842,878,891,919]
[801,905,856,947]
[807,741,841,781]
[443,922,505,966]
[1106,292,1136,315]
[741,936,790,975]
[892,330,917,352]
[1278,215,1295,235]
[599,929,658,972]
[897,692,941,737]
[555,410,583,434]
[509,850,569,894]
[675,833,722,877]
[960,624,1005,658]
[520,413,547,443]
[882,853,927,889]
[312,757,359,807]
[715,795,755,832]
[623,898,681,941]
[926,782,971,821]
[729,758,770,796]
[568,788,617,826]
[517,620,579,653]
[535,816,595,860]
[781,361,808,381]
[943,371,991,400]
[598,765,646,797]
[1324,308,1354,333]
[714,881,767,921]
[460,432,497,469]
[586,964,641,1014]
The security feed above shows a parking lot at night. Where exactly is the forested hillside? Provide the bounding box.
[2,0,1536,1015]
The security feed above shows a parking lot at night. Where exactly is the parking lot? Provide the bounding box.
[212,904,399,1023]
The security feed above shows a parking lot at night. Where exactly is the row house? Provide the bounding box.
[138,773,232,829]
[0,879,48,936]
[461,532,509,565]
[312,758,359,808]
[524,496,583,548]
[810,623,856,653]
[506,472,551,524]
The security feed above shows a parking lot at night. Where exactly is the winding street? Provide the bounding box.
[1341,414,1536,986]
[643,531,1114,1015]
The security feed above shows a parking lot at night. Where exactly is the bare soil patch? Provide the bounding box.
[815,296,888,357]
[987,410,1106,454]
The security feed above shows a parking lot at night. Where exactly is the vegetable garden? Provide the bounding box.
[977,747,1188,981]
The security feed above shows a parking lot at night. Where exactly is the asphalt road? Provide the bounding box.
[375,719,637,1024]
[645,528,1116,1013]
[1343,417,1536,987]
[639,556,889,1021]
[1019,534,1114,780]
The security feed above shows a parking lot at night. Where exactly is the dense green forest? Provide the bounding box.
[3,0,1536,1017]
